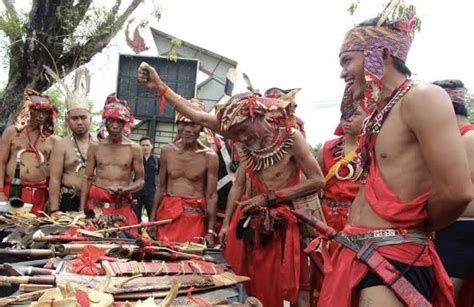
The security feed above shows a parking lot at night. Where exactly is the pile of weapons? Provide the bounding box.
[0,211,250,306]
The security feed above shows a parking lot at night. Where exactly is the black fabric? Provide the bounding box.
[216,137,236,210]
[435,220,474,279]
[133,194,155,222]
[60,190,80,212]
[133,155,159,197]
[356,258,434,300]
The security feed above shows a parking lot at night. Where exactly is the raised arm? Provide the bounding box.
[48,140,65,212]
[405,84,472,231]
[137,62,220,132]
[80,143,98,211]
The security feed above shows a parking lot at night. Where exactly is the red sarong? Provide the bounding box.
[155,195,207,243]
[224,170,302,306]
[321,137,360,232]
[4,176,48,215]
[318,157,455,307]
[86,184,138,236]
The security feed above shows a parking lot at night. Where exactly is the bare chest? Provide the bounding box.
[96,145,132,170]
[249,154,296,192]
[167,152,207,181]
[10,133,54,160]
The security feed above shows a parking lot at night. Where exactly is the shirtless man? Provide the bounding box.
[138,66,324,307]
[49,97,94,213]
[152,101,218,245]
[318,6,472,306]
[80,94,144,235]
[433,79,474,303]
[0,89,58,214]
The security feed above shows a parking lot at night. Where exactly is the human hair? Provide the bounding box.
[432,79,465,89]
[139,136,153,145]
[433,79,468,117]
[356,17,412,77]
[0,124,5,135]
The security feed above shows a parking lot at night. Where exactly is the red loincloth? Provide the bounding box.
[4,176,48,215]
[155,195,207,243]
[321,137,360,232]
[86,184,138,235]
[318,157,455,307]
[224,170,303,306]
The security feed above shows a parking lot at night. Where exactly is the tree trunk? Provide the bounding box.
[0,0,144,124]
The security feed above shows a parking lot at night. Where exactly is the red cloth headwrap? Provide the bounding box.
[98,93,134,138]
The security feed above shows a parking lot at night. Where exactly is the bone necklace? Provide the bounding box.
[71,135,90,175]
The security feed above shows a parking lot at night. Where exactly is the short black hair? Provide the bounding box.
[0,124,5,135]
[139,136,153,144]
[433,79,468,117]
[355,17,412,77]
[432,79,465,89]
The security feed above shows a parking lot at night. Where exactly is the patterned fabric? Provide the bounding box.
[15,89,57,137]
[340,5,417,105]
[176,99,205,123]
[445,87,467,105]
[98,93,134,138]
[216,93,287,132]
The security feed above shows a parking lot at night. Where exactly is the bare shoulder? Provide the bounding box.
[49,135,61,143]
[160,144,174,157]
[462,130,474,148]
[204,147,218,161]
[88,141,100,153]
[403,81,451,112]
[130,141,141,151]
[2,125,17,139]
[53,136,70,151]
[401,81,453,125]
[291,128,310,151]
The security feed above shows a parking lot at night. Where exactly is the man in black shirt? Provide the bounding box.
[133,136,159,222]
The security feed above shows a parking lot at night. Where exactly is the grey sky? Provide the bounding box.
[2,0,474,145]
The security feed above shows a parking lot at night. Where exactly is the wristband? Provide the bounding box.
[266,191,277,208]
[155,85,169,114]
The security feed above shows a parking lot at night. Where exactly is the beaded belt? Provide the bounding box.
[341,229,428,246]
[184,206,206,216]
[321,197,352,208]
[61,186,78,197]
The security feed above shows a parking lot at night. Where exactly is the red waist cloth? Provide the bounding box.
[225,204,301,306]
[4,176,48,215]
[318,224,454,306]
[86,184,138,235]
[460,123,474,136]
[155,195,207,243]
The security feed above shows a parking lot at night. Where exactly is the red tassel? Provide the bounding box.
[156,85,169,114]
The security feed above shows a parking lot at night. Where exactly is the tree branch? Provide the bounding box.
[57,0,143,73]
[64,0,93,37]
[0,0,21,42]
